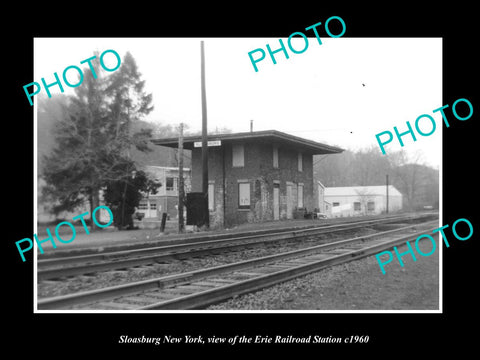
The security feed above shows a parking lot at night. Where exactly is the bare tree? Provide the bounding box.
[355,188,375,215]
[388,150,425,210]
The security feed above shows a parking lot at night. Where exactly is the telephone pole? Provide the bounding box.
[386,174,389,214]
[201,41,209,228]
[178,122,185,233]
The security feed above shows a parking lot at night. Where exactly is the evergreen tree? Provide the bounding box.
[102,168,161,229]
[42,66,111,221]
[41,51,155,229]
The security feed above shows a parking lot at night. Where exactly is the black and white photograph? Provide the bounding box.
[7,4,478,354]
[33,36,442,312]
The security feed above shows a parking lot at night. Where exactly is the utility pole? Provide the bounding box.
[178,122,185,233]
[386,174,389,214]
[201,40,209,228]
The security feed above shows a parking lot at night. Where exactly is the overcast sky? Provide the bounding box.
[34,37,442,168]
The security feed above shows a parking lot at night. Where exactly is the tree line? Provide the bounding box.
[313,147,439,210]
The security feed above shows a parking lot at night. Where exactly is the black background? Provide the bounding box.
[6,3,478,355]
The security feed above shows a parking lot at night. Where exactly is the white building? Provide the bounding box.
[136,166,191,220]
[323,185,403,217]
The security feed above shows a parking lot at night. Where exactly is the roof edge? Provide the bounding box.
[151,129,344,154]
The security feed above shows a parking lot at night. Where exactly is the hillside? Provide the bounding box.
[314,148,439,210]
[37,94,191,176]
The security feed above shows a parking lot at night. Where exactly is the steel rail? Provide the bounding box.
[37,213,431,281]
[39,213,416,265]
[37,219,438,310]
[143,228,439,310]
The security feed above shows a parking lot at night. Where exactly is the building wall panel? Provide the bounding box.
[190,140,316,228]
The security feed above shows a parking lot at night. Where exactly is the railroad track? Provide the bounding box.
[37,218,438,310]
[37,213,434,281]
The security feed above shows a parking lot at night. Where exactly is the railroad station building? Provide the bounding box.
[152,130,343,228]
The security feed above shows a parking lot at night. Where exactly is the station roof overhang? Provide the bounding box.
[151,130,344,155]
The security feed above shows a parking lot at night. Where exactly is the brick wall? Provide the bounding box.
[191,140,315,228]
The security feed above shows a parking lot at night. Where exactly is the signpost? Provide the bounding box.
[194,140,221,148]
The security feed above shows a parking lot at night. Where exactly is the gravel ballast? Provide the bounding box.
[207,237,440,311]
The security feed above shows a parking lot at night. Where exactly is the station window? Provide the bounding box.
[273,145,279,168]
[165,177,178,191]
[150,203,157,210]
[138,202,148,210]
[238,182,250,209]
[298,152,303,172]
[232,144,244,167]
[354,202,361,211]
[333,202,340,207]
[297,184,304,208]
[367,201,375,211]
